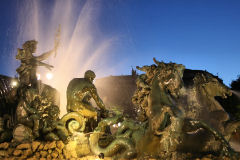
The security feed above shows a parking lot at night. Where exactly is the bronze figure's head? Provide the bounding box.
[84,70,96,82]
[22,40,38,53]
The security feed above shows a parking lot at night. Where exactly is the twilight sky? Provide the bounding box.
[0,0,240,86]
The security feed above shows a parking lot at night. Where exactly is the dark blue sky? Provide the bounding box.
[0,0,240,86]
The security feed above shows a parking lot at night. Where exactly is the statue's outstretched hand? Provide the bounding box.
[46,64,54,71]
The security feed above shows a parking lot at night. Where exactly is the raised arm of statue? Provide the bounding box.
[34,60,54,70]
[34,50,55,61]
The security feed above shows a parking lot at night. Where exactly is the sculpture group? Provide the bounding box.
[0,36,239,159]
[13,36,109,140]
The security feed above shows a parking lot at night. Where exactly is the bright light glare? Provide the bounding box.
[36,73,41,80]
[113,124,117,128]
[118,122,121,127]
[46,73,53,80]
[11,80,18,87]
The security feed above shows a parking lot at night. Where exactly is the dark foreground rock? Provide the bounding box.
[0,141,236,160]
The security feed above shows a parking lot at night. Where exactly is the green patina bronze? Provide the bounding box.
[65,70,108,133]
[42,105,69,141]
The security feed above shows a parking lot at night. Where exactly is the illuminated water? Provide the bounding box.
[16,0,117,116]
[231,90,240,99]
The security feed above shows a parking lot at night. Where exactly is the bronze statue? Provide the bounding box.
[14,28,61,141]
[132,74,150,121]
[0,39,238,160]
[66,70,108,132]
[16,88,41,137]
[0,115,12,143]
[67,70,107,117]
[136,64,157,84]
[42,105,68,142]
[16,38,59,88]
[131,58,239,159]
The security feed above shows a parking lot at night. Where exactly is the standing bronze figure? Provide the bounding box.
[16,40,58,88]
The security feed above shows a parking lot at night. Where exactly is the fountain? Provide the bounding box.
[0,1,238,159]
[15,0,117,117]
[0,52,240,159]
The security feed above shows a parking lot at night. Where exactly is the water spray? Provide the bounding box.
[231,90,240,99]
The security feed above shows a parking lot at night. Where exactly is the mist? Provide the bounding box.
[16,0,117,115]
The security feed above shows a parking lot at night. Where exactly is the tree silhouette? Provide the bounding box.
[231,75,240,91]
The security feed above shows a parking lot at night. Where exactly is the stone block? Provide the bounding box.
[56,141,64,150]
[43,143,49,150]
[7,148,14,155]
[55,148,62,154]
[22,149,33,158]
[51,150,58,158]
[48,141,56,149]
[13,149,22,156]
[32,141,41,152]
[46,154,52,160]
[0,150,8,157]
[38,144,44,151]
[16,143,31,150]
[0,142,9,150]
[48,149,52,154]
[40,150,48,158]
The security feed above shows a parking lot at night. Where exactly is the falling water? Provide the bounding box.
[231,90,240,100]
[16,0,117,116]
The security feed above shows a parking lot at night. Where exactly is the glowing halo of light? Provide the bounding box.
[46,72,53,80]
[36,73,41,80]
[11,80,18,88]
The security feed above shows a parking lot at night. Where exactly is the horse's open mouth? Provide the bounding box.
[186,128,204,135]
